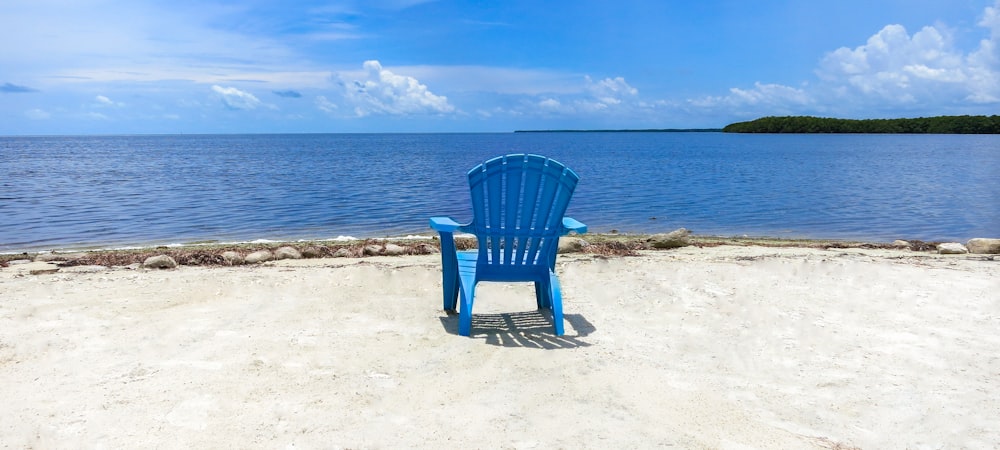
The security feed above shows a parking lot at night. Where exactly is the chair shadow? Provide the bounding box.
[438,310,596,349]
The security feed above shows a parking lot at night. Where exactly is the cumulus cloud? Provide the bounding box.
[981,1,1000,38]
[211,85,261,110]
[686,1,1000,119]
[586,76,638,106]
[815,3,1000,105]
[515,75,643,116]
[538,98,562,110]
[816,25,964,101]
[1,82,38,93]
[337,60,454,116]
[551,76,642,113]
[315,95,338,113]
[690,82,812,109]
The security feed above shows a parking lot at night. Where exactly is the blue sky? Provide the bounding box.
[2,0,998,134]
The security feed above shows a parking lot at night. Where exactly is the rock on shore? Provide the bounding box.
[967,238,1000,254]
[938,243,969,254]
[142,255,177,269]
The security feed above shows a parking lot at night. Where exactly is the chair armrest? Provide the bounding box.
[430,216,463,232]
[561,217,587,235]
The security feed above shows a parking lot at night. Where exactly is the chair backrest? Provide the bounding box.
[466,154,580,278]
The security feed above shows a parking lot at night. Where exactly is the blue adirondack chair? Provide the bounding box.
[430,154,587,336]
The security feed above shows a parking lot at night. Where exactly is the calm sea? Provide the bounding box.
[1,132,997,252]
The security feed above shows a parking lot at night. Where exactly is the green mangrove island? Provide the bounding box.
[722,115,1000,134]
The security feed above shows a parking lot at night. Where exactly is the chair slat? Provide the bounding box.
[485,159,503,264]
[503,155,526,265]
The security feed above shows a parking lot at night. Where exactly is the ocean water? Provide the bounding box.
[1,132,997,252]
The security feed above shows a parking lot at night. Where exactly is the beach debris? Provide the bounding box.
[893,240,940,252]
[966,238,1000,254]
[244,250,273,264]
[302,246,324,258]
[34,252,87,262]
[176,251,225,266]
[383,243,406,256]
[9,234,974,270]
[937,242,969,254]
[413,243,440,254]
[647,228,691,249]
[586,240,643,257]
[274,246,303,260]
[63,265,110,273]
[558,237,590,253]
[29,268,60,275]
[142,255,178,269]
[221,251,244,265]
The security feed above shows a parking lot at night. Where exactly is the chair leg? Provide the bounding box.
[549,273,564,336]
[439,232,459,311]
[444,267,459,312]
[458,280,476,337]
[534,281,548,309]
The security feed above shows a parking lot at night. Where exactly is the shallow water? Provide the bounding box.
[1,132,997,251]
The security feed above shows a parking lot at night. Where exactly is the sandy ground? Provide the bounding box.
[1,245,998,449]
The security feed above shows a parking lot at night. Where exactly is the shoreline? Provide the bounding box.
[0,232,968,268]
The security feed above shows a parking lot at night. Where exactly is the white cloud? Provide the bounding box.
[315,95,338,113]
[511,75,643,116]
[814,6,1000,106]
[816,24,967,99]
[212,85,262,110]
[94,95,125,107]
[549,76,642,114]
[538,98,562,110]
[981,1,1000,38]
[25,108,50,120]
[686,2,1000,119]
[395,65,583,95]
[586,76,638,106]
[337,60,454,116]
[688,82,812,111]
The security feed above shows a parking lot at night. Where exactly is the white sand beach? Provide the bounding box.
[1,245,998,449]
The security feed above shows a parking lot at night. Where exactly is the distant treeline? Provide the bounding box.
[514,128,722,133]
[722,115,1000,134]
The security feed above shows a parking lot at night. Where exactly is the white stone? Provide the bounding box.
[274,246,302,260]
[142,255,177,269]
[648,228,691,249]
[966,238,1000,254]
[221,251,244,265]
[383,244,406,256]
[558,237,590,254]
[937,243,968,255]
[244,250,273,264]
